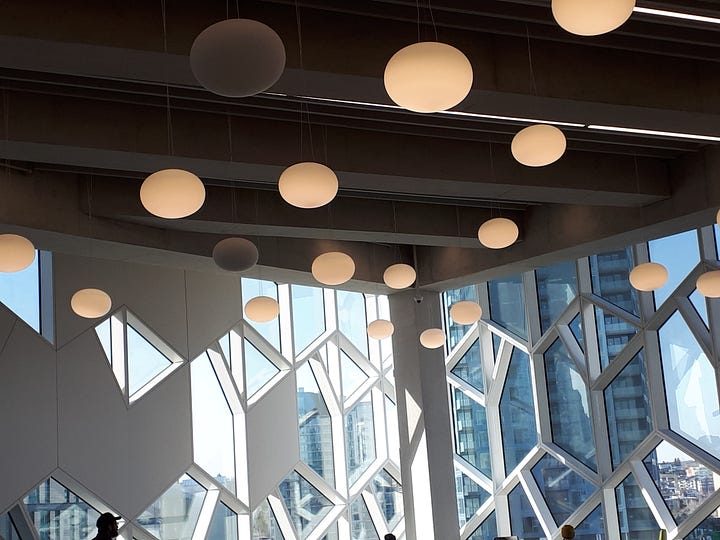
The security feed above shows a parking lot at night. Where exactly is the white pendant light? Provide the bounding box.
[367,319,395,340]
[629,262,668,291]
[384,42,473,113]
[383,263,416,289]
[419,328,445,349]
[477,218,518,249]
[190,19,286,97]
[278,162,338,209]
[212,238,259,272]
[512,124,567,167]
[697,270,720,298]
[552,0,635,36]
[0,234,35,272]
[140,169,206,219]
[71,288,112,319]
[244,295,280,322]
[312,251,355,286]
[450,301,482,325]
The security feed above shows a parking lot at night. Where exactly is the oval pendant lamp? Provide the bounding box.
[629,262,668,291]
[0,234,35,272]
[244,295,280,322]
[477,218,519,249]
[278,162,339,209]
[511,124,566,167]
[383,263,416,289]
[552,0,635,36]
[367,319,394,340]
[71,288,112,319]
[312,251,355,286]
[141,169,206,219]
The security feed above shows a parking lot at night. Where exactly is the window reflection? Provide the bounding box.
[453,387,491,478]
[468,511,497,540]
[531,454,595,526]
[349,497,378,540]
[23,478,100,540]
[337,290,368,357]
[595,306,637,369]
[590,248,638,316]
[451,339,484,393]
[536,261,577,334]
[649,229,700,308]
[454,468,489,527]
[488,274,526,339]
[291,285,325,354]
[252,500,283,540]
[615,475,657,540]
[206,503,238,540]
[137,474,206,540]
[500,349,536,475]
[508,485,544,540]
[279,471,333,539]
[297,363,334,485]
[345,392,376,485]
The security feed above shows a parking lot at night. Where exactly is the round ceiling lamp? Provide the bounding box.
[511,124,567,167]
[697,270,720,298]
[190,19,286,97]
[419,328,445,349]
[312,251,355,286]
[384,42,473,113]
[278,162,339,209]
[367,319,395,340]
[552,0,635,36]
[477,218,519,249]
[140,169,205,219]
[212,238,259,272]
[0,234,35,272]
[71,288,112,319]
[244,295,280,322]
[383,263,416,289]
[450,300,482,325]
[629,262,668,291]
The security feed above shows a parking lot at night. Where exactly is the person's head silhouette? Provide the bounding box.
[384,535,397,540]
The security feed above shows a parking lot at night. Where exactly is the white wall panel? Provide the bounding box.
[0,321,57,514]
[246,373,299,508]
[0,302,20,351]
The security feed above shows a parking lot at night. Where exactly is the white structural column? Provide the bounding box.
[389,290,459,540]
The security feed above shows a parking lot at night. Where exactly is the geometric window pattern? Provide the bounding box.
[445,227,720,540]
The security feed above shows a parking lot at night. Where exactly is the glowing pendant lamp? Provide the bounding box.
[450,301,482,325]
[71,288,112,319]
[384,42,473,113]
[278,162,339,209]
[244,295,280,322]
[141,169,206,219]
[697,270,720,298]
[419,328,445,349]
[312,251,355,286]
[367,319,395,340]
[512,124,567,167]
[212,238,259,272]
[0,234,35,272]
[383,263,416,289]
[477,218,519,249]
[190,19,286,97]
[552,0,635,36]
[629,262,668,291]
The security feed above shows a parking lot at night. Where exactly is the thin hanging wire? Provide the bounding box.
[428,0,438,41]
[416,0,421,42]
[160,0,174,156]
[525,24,538,97]
[295,0,315,162]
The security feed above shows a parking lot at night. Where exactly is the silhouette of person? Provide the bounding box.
[384,535,396,540]
[561,525,575,540]
[92,513,121,540]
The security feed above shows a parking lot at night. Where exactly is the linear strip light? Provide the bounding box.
[588,124,720,142]
[634,6,720,25]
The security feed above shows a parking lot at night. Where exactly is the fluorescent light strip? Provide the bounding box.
[634,6,720,25]
[588,124,720,142]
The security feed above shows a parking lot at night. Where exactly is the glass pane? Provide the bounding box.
[244,339,279,397]
[455,468,490,527]
[219,332,232,367]
[444,286,478,350]
[297,363,334,485]
[451,339,484,393]
[492,333,502,361]
[684,504,720,539]
[570,313,584,350]
[659,312,720,458]
[643,440,719,525]
[349,497,378,540]
[468,511,497,540]
[508,484,543,540]
[242,279,280,350]
[279,471,333,539]
[372,470,403,529]
[536,261,577,334]
[649,230,700,308]
[575,505,604,540]
[595,306,638,369]
[191,352,235,492]
[137,474,206,540]
[689,289,709,328]
[531,454,596,526]
[0,253,40,332]
[385,397,400,466]
[545,339,596,470]
[0,514,20,540]
[453,387,491,478]
[23,478,100,540]
[590,248,639,316]
[95,318,112,362]
[500,348,537,475]
[341,350,368,399]
[127,324,172,396]
[346,392,376,484]
[615,475,657,540]
[604,351,653,468]
[207,503,238,540]
[337,290,368,357]
[321,523,338,540]
[252,500,284,540]
[488,274,526,340]
[292,285,325,354]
